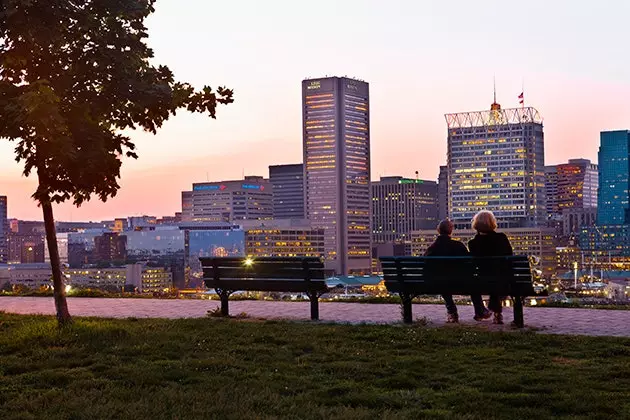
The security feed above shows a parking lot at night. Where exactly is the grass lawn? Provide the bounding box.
[1,314,629,419]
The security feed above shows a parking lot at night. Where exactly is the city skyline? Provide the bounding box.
[1,0,629,220]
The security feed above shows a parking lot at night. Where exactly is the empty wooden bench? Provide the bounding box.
[379,255,535,327]
[200,256,328,320]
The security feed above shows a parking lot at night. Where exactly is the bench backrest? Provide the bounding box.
[200,257,328,293]
[380,255,535,296]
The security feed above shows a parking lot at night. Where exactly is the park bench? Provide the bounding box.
[200,256,328,320]
[379,255,535,327]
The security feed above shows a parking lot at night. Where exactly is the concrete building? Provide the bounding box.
[446,101,546,229]
[598,130,630,225]
[181,176,273,223]
[411,227,556,276]
[0,196,7,263]
[269,164,305,220]
[0,263,52,289]
[303,76,371,275]
[8,233,45,264]
[44,232,69,265]
[64,264,172,292]
[438,165,449,221]
[371,176,438,243]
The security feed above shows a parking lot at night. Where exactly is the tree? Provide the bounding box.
[0,0,233,326]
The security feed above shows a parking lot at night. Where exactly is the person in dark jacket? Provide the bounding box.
[468,210,514,325]
[424,219,489,323]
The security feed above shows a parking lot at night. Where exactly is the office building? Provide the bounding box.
[0,196,7,263]
[438,165,449,221]
[372,176,438,243]
[242,219,325,258]
[94,232,127,263]
[545,166,559,218]
[546,159,598,215]
[598,130,630,225]
[303,76,371,274]
[446,101,546,228]
[8,233,45,264]
[181,176,273,223]
[411,227,556,276]
[269,163,305,220]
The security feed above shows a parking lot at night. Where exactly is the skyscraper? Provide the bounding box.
[0,196,7,263]
[544,165,559,219]
[372,176,438,243]
[438,166,449,221]
[269,164,305,219]
[598,130,630,225]
[302,77,371,275]
[446,101,546,228]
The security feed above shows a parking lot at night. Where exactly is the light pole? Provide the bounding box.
[573,261,578,290]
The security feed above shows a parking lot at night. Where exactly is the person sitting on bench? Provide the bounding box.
[425,219,491,323]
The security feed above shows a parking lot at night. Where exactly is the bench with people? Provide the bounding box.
[380,211,536,328]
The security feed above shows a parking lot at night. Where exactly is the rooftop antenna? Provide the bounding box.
[491,75,501,111]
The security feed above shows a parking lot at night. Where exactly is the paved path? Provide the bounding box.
[1,297,629,337]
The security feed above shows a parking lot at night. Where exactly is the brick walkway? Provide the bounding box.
[1,297,629,337]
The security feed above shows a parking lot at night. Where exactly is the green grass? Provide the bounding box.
[1,314,629,419]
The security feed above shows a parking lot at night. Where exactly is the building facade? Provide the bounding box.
[302,77,371,274]
[372,176,438,243]
[446,103,546,229]
[0,196,7,263]
[438,165,449,221]
[94,232,127,263]
[411,227,556,276]
[269,163,305,220]
[598,130,630,225]
[181,176,273,223]
[545,165,559,219]
[245,225,325,258]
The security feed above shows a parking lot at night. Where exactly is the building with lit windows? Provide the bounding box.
[181,176,273,223]
[269,164,305,219]
[302,77,371,275]
[243,220,325,258]
[545,166,559,219]
[0,196,7,264]
[438,166,449,221]
[446,101,546,229]
[598,130,630,225]
[64,264,172,292]
[411,228,556,276]
[372,176,438,243]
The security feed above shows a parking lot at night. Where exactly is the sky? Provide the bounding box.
[1,0,630,221]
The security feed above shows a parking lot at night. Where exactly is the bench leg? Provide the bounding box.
[400,294,413,324]
[216,289,230,317]
[308,292,319,321]
[513,295,524,328]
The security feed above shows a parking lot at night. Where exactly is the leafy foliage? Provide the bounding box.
[0,0,233,204]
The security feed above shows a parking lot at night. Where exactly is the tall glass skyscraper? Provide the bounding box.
[598,130,630,225]
[302,77,371,275]
[446,102,546,228]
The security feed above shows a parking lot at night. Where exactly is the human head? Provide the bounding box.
[472,210,498,233]
[437,219,454,236]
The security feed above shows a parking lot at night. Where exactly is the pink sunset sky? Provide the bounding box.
[1,0,629,221]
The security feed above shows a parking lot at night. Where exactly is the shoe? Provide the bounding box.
[473,309,492,322]
[446,313,459,323]
[493,313,504,325]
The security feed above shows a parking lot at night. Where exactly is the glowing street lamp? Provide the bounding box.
[244,258,254,267]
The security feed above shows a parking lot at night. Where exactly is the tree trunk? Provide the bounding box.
[41,199,72,326]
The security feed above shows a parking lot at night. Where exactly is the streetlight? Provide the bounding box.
[244,257,254,267]
[573,261,578,290]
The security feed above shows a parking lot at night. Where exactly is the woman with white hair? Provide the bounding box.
[468,210,514,325]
